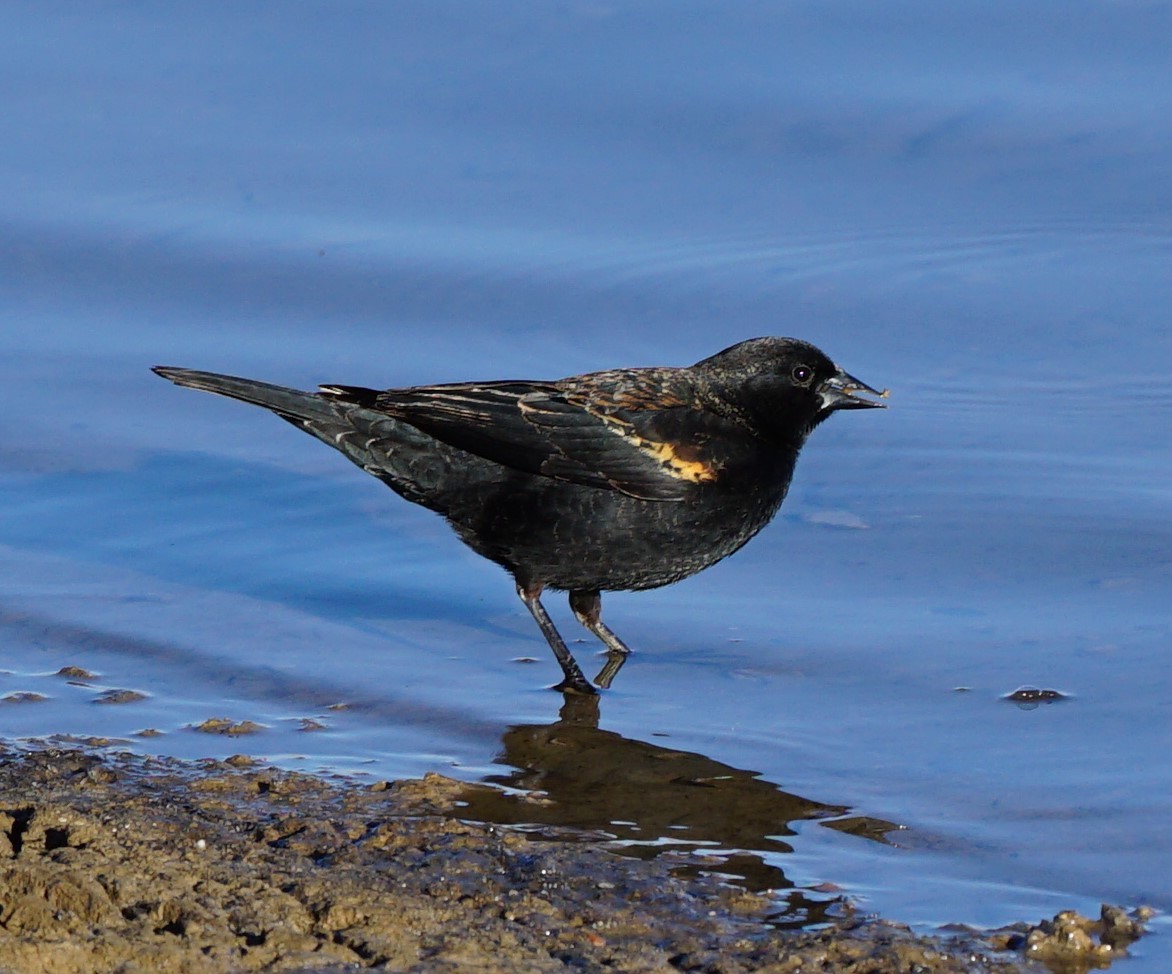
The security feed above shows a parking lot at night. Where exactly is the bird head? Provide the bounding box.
[693,337,887,445]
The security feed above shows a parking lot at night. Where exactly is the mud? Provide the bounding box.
[0,743,1148,974]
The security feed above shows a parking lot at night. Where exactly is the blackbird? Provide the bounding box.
[153,337,886,694]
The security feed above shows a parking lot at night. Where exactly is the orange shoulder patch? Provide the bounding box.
[598,414,719,484]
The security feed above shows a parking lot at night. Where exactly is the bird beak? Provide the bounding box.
[818,368,889,411]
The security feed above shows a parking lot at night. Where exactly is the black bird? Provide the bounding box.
[153,337,886,694]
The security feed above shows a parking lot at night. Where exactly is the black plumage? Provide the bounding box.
[154,337,886,693]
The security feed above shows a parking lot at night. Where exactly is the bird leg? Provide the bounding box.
[569,590,631,690]
[516,582,596,695]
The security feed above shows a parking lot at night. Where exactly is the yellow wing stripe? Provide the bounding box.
[599,415,718,484]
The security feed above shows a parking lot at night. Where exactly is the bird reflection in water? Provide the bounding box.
[454,695,904,926]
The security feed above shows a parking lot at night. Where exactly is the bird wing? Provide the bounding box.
[365,372,738,501]
[368,381,556,478]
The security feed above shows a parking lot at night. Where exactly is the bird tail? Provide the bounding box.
[152,367,345,426]
[152,366,462,510]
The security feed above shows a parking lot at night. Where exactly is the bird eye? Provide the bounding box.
[791,364,813,385]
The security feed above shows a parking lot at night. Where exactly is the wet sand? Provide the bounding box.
[0,742,1148,973]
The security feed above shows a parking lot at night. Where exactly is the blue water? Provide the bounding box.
[2,2,1170,965]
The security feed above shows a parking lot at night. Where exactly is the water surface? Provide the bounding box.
[1,2,1170,966]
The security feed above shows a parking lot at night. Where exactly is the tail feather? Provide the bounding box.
[152,367,345,426]
[152,365,469,511]
[318,383,383,408]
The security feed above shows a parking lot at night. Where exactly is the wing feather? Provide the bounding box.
[362,371,742,500]
[372,381,557,476]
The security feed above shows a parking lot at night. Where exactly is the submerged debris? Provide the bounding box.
[989,905,1152,970]
[92,689,148,705]
[54,666,98,680]
[1003,687,1068,707]
[190,716,266,735]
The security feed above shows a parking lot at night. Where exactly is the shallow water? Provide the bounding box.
[2,2,1171,966]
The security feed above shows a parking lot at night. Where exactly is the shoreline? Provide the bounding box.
[0,742,1147,973]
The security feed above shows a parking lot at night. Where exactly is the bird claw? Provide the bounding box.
[552,677,599,696]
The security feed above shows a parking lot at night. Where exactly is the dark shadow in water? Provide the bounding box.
[457,695,904,924]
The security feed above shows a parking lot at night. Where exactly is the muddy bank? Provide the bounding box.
[0,744,1148,974]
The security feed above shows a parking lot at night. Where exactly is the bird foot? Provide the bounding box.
[551,676,599,696]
